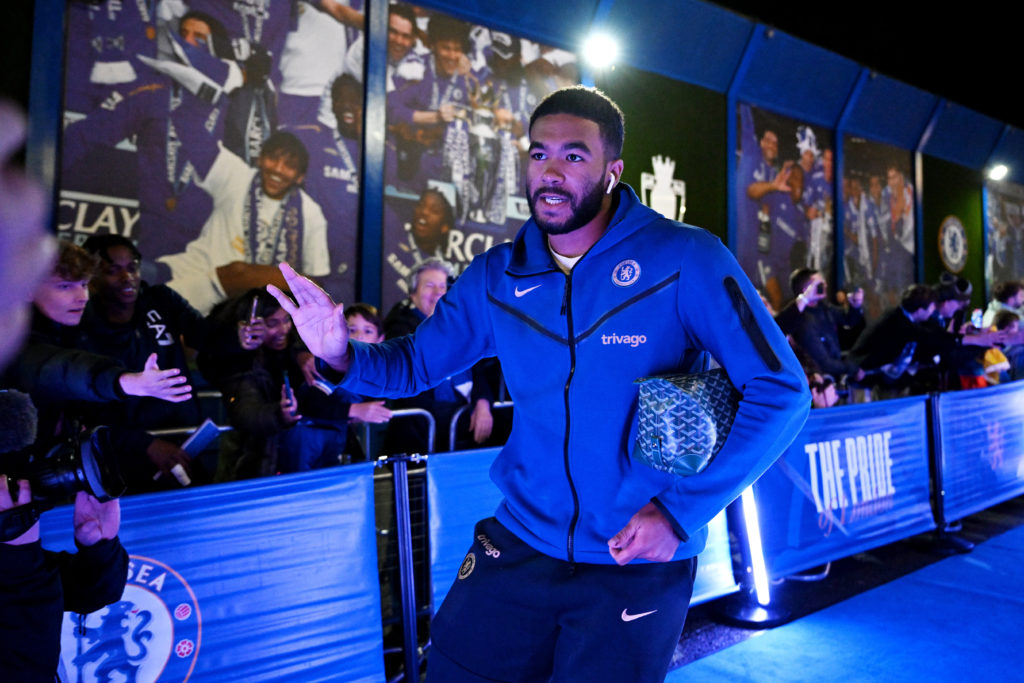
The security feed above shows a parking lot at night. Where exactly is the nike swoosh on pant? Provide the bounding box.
[620,609,657,622]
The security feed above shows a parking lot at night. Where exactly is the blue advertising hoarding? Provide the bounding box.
[753,397,935,578]
[938,382,1024,522]
[427,448,736,612]
[41,466,384,683]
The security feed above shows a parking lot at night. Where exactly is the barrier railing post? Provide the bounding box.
[926,392,974,554]
[390,453,424,680]
[448,401,514,452]
[363,408,435,456]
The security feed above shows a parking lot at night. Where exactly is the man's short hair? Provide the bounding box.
[331,73,362,107]
[934,272,972,302]
[389,3,417,29]
[529,86,625,160]
[409,257,454,293]
[992,310,1020,330]
[179,10,231,57]
[427,14,470,52]
[345,302,383,333]
[992,280,1024,304]
[260,131,309,176]
[789,268,819,297]
[54,240,99,281]
[82,234,142,263]
[900,284,937,313]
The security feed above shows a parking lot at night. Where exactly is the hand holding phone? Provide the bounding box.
[280,377,301,424]
[283,373,294,403]
[971,308,983,329]
[239,295,266,349]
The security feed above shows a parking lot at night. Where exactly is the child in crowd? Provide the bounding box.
[343,303,393,459]
[3,240,192,452]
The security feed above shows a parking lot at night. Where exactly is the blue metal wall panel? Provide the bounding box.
[843,74,938,150]
[604,0,755,93]
[989,126,1024,186]
[26,0,65,226]
[921,102,1005,169]
[734,28,861,128]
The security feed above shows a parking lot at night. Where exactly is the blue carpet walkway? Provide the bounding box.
[668,525,1024,681]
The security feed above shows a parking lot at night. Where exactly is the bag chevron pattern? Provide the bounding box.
[633,368,741,476]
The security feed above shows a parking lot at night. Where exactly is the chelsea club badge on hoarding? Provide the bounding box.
[939,215,968,273]
[60,555,202,682]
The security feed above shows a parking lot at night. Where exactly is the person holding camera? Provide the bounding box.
[776,267,866,386]
[0,106,129,683]
[0,479,128,682]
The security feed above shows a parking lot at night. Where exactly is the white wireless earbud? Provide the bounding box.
[606,174,615,194]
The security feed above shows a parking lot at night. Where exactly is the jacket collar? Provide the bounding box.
[506,183,660,276]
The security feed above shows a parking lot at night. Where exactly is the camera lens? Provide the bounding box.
[29,427,125,503]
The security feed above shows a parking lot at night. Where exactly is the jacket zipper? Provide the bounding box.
[562,272,580,563]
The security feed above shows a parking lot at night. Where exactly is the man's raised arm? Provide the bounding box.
[267,263,350,371]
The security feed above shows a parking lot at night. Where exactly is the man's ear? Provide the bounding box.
[607,158,625,188]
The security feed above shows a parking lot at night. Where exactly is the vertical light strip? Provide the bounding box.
[741,486,772,605]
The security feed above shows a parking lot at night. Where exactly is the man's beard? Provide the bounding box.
[528,176,606,236]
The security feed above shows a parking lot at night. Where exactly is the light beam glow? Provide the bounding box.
[741,486,772,606]
[582,33,619,69]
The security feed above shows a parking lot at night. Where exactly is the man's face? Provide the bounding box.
[411,268,448,317]
[346,313,383,343]
[848,178,862,198]
[180,17,212,49]
[332,82,364,140]
[387,14,415,63]
[910,303,936,323]
[887,168,902,192]
[526,113,616,236]
[262,307,292,351]
[800,149,815,173]
[759,130,778,165]
[92,245,141,308]
[869,176,883,202]
[412,192,450,249]
[806,273,826,306]
[34,275,89,326]
[937,299,963,319]
[789,165,804,203]
[258,151,304,200]
[1008,290,1024,309]
[433,39,464,78]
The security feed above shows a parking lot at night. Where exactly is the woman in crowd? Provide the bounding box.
[199,289,378,480]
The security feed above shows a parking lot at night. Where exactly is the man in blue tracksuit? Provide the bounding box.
[271,86,810,681]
